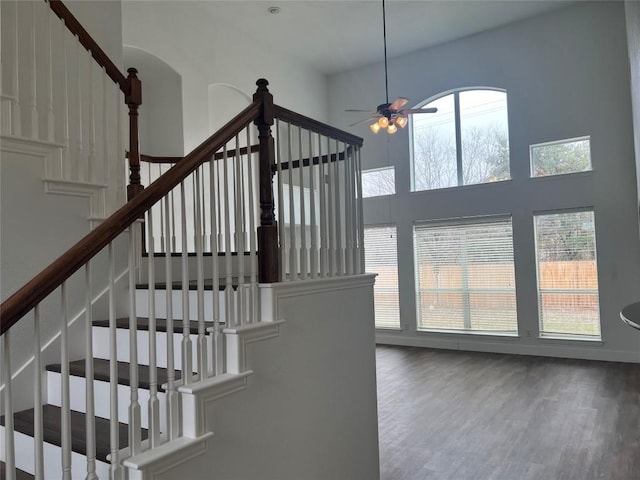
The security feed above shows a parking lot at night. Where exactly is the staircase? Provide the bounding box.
[2,276,284,479]
[2,1,372,478]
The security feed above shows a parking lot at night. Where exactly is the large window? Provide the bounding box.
[534,210,601,338]
[530,136,592,177]
[413,217,517,334]
[364,226,400,329]
[411,89,510,191]
[361,167,395,198]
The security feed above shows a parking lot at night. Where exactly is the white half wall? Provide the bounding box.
[158,275,380,480]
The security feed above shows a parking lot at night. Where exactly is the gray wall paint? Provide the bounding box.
[328,2,640,361]
[626,0,640,235]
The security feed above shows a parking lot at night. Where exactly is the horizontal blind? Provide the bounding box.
[534,210,600,337]
[364,225,400,329]
[413,217,517,334]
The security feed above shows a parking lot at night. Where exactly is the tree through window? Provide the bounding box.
[411,89,510,191]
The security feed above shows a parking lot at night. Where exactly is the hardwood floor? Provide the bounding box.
[376,345,640,480]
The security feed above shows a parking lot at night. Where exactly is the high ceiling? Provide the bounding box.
[189,0,576,75]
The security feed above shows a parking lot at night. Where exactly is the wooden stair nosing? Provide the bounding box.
[45,358,186,390]
[92,318,205,335]
[0,405,148,463]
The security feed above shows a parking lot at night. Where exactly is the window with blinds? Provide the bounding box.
[364,225,401,329]
[534,210,601,338]
[413,217,517,334]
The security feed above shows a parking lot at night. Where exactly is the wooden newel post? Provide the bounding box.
[126,67,143,201]
[253,79,280,283]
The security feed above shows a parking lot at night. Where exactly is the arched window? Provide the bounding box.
[410,88,510,191]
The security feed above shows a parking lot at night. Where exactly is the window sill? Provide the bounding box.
[538,333,602,344]
[416,328,519,338]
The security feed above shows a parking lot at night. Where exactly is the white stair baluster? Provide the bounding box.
[147,210,161,447]
[246,126,258,322]
[33,306,44,480]
[84,265,98,479]
[60,282,72,480]
[334,139,343,275]
[11,0,21,136]
[234,135,246,325]
[87,53,97,184]
[3,329,16,480]
[29,1,38,139]
[309,131,318,279]
[319,135,327,278]
[180,181,193,385]
[209,158,222,375]
[195,168,207,376]
[356,147,365,273]
[101,70,110,190]
[164,194,179,439]
[46,3,55,142]
[327,136,336,276]
[128,225,142,455]
[275,120,287,279]
[287,123,297,280]
[344,143,354,276]
[75,36,84,182]
[60,18,70,179]
[298,126,307,279]
[223,146,235,329]
[108,242,121,479]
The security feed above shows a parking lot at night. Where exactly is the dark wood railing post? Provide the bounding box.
[253,79,280,283]
[126,68,143,200]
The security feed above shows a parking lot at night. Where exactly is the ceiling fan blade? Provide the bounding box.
[349,117,377,127]
[389,97,409,111]
[345,109,377,113]
[400,107,438,114]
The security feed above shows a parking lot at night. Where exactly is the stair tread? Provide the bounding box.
[92,317,205,335]
[136,277,252,290]
[45,358,186,389]
[0,462,34,480]
[0,405,147,463]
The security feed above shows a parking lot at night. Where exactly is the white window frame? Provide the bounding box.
[529,135,592,178]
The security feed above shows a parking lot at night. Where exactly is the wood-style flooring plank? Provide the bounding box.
[376,345,640,480]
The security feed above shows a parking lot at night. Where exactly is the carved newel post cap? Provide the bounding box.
[256,78,270,91]
[127,67,139,77]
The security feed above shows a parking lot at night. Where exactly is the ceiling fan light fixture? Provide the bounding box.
[387,123,398,134]
[370,122,382,134]
[396,116,408,128]
[378,116,389,128]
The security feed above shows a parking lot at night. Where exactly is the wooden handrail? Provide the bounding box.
[0,101,261,335]
[274,105,363,147]
[48,0,129,95]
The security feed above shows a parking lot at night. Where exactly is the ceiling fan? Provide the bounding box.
[346,0,437,134]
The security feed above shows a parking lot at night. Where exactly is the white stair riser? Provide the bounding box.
[139,255,255,283]
[46,371,169,431]
[0,426,110,479]
[92,326,203,371]
[136,288,241,322]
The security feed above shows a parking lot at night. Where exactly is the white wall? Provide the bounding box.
[328,2,640,362]
[123,46,185,157]
[160,276,380,480]
[121,1,328,153]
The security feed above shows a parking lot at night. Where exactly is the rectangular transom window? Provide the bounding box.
[530,136,592,177]
[534,210,601,338]
[364,225,400,329]
[362,167,395,198]
[413,217,517,334]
